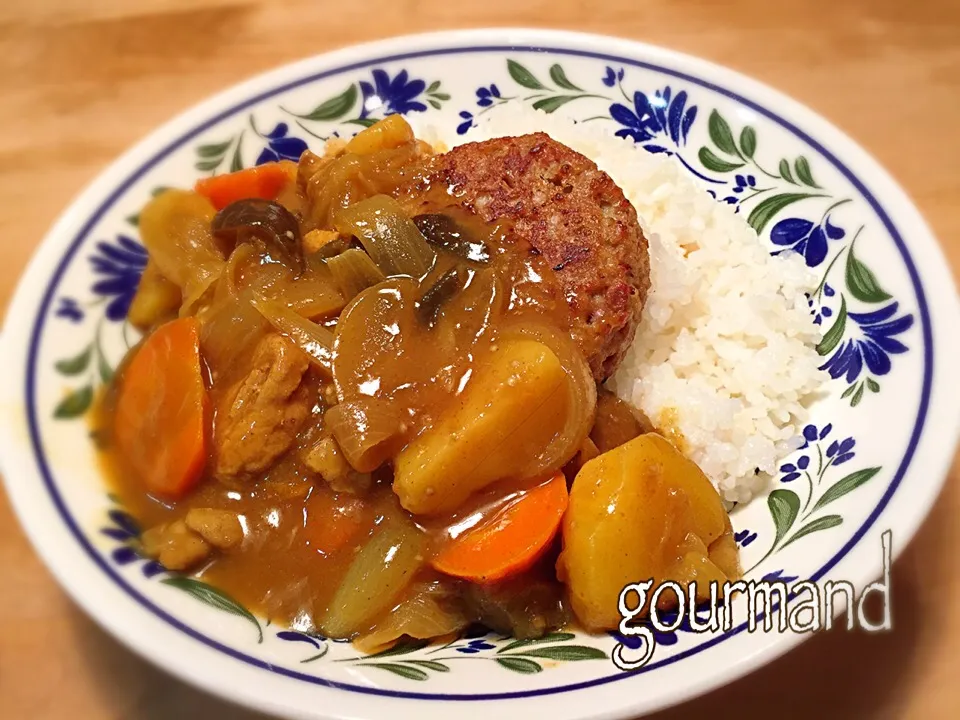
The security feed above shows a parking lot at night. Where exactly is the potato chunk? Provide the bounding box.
[557,433,739,631]
[393,339,571,515]
[127,261,181,331]
[345,114,415,155]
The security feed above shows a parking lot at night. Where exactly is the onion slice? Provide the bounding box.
[250,295,335,376]
[324,396,408,473]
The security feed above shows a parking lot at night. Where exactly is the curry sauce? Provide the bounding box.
[96,114,740,648]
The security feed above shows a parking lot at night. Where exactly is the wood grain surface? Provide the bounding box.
[1,1,958,718]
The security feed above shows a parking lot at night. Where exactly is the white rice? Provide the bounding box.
[415,105,825,504]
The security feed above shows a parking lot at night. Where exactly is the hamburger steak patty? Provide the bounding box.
[418,133,650,381]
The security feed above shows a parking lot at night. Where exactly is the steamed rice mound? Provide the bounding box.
[425,105,825,504]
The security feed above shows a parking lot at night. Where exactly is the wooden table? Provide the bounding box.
[2,1,958,717]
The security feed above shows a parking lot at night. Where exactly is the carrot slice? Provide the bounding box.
[303,489,369,556]
[431,473,569,584]
[114,317,208,499]
[194,162,295,210]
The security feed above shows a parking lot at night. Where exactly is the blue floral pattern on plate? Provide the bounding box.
[609,86,697,155]
[360,69,428,116]
[255,122,309,165]
[771,214,846,267]
[822,302,913,382]
[56,297,84,323]
[89,235,148,322]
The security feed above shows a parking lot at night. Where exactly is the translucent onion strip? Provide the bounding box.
[324,396,407,473]
[250,295,335,376]
[320,519,425,637]
[334,195,436,279]
[325,248,386,301]
[353,581,469,654]
[138,190,225,317]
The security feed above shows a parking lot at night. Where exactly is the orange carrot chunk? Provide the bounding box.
[303,489,370,556]
[114,317,208,499]
[431,473,569,584]
[194,162,294,210]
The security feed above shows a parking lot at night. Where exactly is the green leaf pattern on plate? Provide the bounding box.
[767,489,801,549]
[52,318,120,421]
[846,237,892,303]
[54,385,93,419]
[817,296,848,356]
[161,576,264,643]
[496,656,543,674]
[811,467,881,513]
[55,345,92,376]
[339,633,607,681]
[747,429,883,574]
[746,191,827,234]
[292,84,359,122]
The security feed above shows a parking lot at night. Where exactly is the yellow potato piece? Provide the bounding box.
[127,262,181,331]
[345,114,415,155]
[659,533,729,609]
[393,339,569,515]
[558,433,738,631]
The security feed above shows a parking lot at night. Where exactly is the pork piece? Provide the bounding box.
[302,436,373,495]
[185,508,244,549]
[213,334,313,480]
[141,520,210,571]
[412,133,650,380]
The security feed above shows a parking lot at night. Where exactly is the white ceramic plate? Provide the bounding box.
[1,28,958,720]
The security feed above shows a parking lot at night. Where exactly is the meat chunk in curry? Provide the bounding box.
[213,334,314,480]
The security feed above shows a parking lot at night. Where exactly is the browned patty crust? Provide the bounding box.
[422,133,650,380]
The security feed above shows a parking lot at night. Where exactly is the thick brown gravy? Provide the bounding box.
[94,118,742,646]
[96,199,578,637]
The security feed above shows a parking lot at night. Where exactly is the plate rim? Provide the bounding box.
[2,27,958,720]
